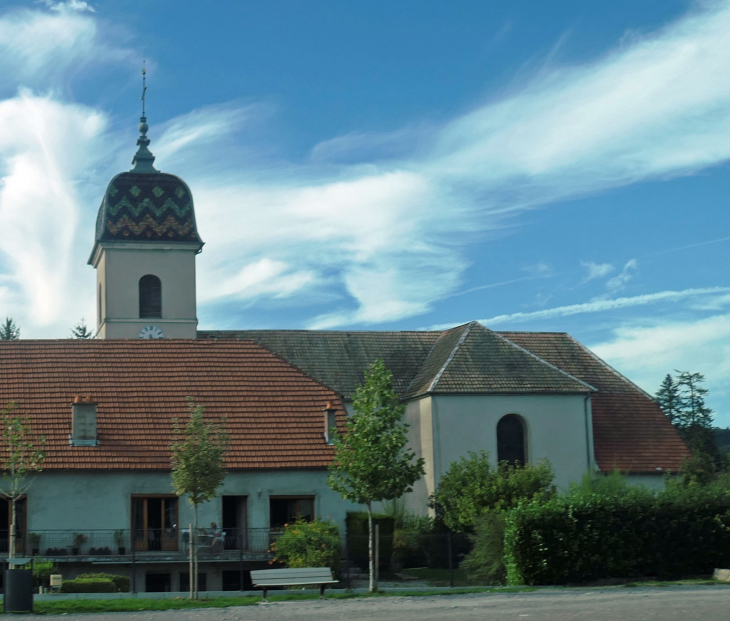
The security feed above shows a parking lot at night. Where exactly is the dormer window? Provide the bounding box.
[139,275,162,318]
[71,395,98,447]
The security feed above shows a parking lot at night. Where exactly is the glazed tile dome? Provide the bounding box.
[89,115,203,263]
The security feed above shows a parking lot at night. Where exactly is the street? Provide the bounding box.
[33,586,730,621]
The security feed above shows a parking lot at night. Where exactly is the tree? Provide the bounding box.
[0,403,45,567]
[327,359,424,592]
[676,371,713,429]
[71,319,93,339]
[0,318,19,340]
[655,374,681,425]
[430,451,555,533]
[170,398,229,599]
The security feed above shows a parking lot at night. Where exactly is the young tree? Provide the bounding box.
[0,403,45,567]
[327,359,424,592]
[430,451,555,533]
[655,374,681,425]
[170,398,229,599]
[71,319,93,339]
[0,318,19,340]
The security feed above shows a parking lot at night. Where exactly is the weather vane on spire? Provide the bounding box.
[141,60,147,118]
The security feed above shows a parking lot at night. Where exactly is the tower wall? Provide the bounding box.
[93,242,199,339]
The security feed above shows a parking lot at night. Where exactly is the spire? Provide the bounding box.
[131,61,158,173]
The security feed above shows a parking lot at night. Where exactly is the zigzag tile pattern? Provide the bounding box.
[96,172,202,244]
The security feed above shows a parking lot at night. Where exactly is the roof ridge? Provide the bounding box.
[494,329,597,392]
[426,322,474,393]
[565,334,654,399]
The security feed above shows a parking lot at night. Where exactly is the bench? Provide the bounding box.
[250,567,338,601]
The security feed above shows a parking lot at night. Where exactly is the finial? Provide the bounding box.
[131,61,158,173]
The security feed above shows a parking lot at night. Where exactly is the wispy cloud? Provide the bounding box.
[582,261,615,281]
[605,258,638,293]
[463,287,730,327]
[41,0,95,13]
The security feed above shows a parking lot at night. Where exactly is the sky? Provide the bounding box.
[0,1,728,423]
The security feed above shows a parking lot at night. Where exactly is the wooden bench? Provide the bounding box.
[250,567,338,601]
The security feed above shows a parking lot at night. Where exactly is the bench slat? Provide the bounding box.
[251,568,333,579]
[253,579,339,586]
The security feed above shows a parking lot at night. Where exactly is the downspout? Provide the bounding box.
[583,394,593,472]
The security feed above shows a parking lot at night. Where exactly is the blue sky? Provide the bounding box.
[0,1,729,423]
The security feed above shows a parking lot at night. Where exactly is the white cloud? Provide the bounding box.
[581,261,615,281]
[591,314,730,425]
[41,0,95,13]
[465,287,730,327]
[605,258,638,292]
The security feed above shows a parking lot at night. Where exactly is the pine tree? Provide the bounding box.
[71,319,93,339]
[676,371,713,429]
[327,359,424,592]
[655,374,681,425]
[0,318,19,340]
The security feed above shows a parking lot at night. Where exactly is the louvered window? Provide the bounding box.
[497,414,526,466]
[139,275,162,318]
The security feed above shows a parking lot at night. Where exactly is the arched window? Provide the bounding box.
[98,283,102,325]
[139,275,162,318]
[497,414,526,466]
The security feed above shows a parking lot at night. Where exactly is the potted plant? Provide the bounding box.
[28,532,41,556]
[114,530,126,555]
[71,533,86,555]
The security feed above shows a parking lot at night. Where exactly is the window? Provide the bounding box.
[497,414,526,466]
[179,572,207,593]
[0,497,26,553]
[139,275,162,318]
[132,496,178,551]
[269,497,314,529]
[145,573,171,593]
[97,283,102,326]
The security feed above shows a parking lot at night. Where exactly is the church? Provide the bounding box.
[0,111,689,592]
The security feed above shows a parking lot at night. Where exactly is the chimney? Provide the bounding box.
[323,401,337,445]
[70,395,99,446]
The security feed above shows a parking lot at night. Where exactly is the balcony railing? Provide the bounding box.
[0,528,275,559]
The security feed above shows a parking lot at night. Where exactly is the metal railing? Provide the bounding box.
[0,528,276,558]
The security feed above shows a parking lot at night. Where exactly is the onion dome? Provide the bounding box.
[89,116,203,263]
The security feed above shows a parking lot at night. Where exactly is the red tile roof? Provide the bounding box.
[0,340,345,470]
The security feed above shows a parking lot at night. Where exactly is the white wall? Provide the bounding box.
[25,469,356,534]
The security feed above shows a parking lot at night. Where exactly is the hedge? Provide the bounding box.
[270,518,341,577]
[76,573,130,592]
[504,491,730,585]
[60,578,116,593]
[346,512,395,572]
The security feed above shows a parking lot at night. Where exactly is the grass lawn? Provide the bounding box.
[30,587,538,615]
[400,567,473,587]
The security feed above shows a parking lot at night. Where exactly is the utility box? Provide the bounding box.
[50,574,63,589]
[4,567,33,613]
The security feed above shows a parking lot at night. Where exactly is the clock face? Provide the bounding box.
[139,325,165,339]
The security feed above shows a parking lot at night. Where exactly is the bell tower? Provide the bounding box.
[88,76,203,339]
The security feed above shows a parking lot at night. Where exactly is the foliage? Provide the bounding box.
[0,402,45,563]
[113,529,125,548]
[170,397,229,599]
[675,371,713,429]
[430,451,555,533]
[655,374,681,426]
[383,498,434,569]
[71,318,93,339]
[60,578,117,593]
[33,560,58,589]
[461,512,507,585]
[0,317,19,340]
[328,359,424,591]
[346,512,395,573]
[271,518,342,576]
[504,483,730,586]
[77,573,130,592]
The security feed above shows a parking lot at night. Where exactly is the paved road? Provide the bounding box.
[34,586,730,621]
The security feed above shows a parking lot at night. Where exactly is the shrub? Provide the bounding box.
[345,512,394,572]
[504,485,730,585]
[461,512,506,585]
[76,572,130,592]
[430,451,555,532]
[271,518,342,577]
[60,578,116,593]
[33,560,58,589]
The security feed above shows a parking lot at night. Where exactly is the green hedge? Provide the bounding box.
[346,512,395,572]
[505,491,730,585]
[60,578,116,593]
[271,518,341,577]
[76,573,130,592]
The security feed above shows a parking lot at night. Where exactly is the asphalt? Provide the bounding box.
[32,585,730,621]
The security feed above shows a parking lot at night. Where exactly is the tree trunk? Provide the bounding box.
[188,522,193,599]
[368,502,375,593]
[8,497,15,568]
[193,504,199,600]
